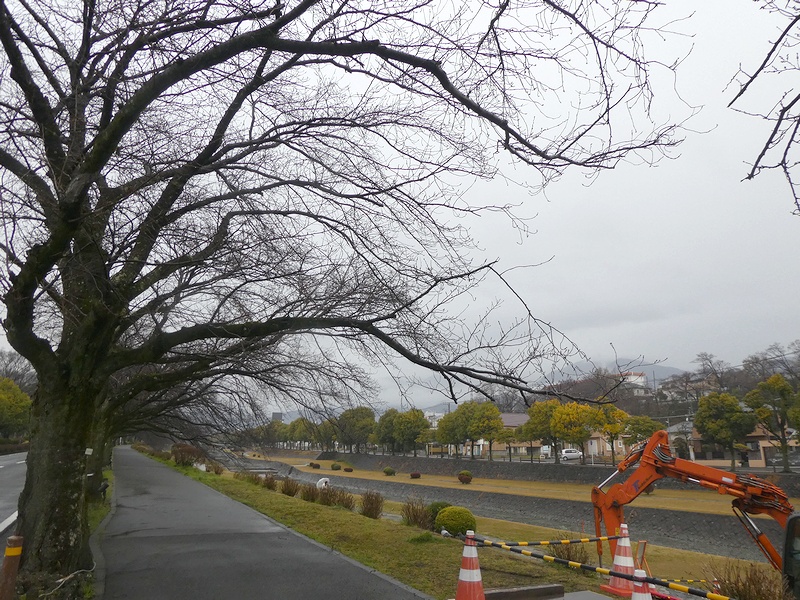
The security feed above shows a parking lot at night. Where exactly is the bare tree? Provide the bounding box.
[0,349,35,394]
[743,340,800,390]
[0,0,683,591]
[728,3,800,213]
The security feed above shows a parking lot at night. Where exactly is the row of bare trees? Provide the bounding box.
[0,0,796,594]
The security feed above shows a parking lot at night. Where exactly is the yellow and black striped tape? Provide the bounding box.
[486,535,622,547]
[470,535,732,600]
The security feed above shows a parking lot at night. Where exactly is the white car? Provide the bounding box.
[560,448,583,461]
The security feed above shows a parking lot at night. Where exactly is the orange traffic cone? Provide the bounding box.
[455,530,485,600]
[600,523,635,597]
[631,569,653,600]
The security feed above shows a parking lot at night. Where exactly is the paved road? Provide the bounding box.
[0,452,26,534]
[94,447,433,600]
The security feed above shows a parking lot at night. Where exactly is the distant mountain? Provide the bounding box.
[418,401,457,414]
[555,360,687,388]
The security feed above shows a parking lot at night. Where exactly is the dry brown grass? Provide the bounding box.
[706,558,791,600]
[401,496,432,529]
[288,459,800,518]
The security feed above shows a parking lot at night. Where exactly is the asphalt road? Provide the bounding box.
[0,452,26,535]
[95,447,433,600]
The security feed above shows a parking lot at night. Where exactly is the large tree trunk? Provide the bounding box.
[16,379,98,583]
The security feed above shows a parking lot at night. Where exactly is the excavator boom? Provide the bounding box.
[592,430,794,570]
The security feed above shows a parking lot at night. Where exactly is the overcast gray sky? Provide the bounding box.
[2,2,795,412]
[456,1,800,379]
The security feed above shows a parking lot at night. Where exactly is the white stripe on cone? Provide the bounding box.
[600,523,635,596]
[455,530,485,600]
[632,569,653,600]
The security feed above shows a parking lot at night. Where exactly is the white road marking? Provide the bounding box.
[0,511,18,532]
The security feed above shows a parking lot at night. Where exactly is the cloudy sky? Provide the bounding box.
[453,1,800,382]
[1,2,794,413]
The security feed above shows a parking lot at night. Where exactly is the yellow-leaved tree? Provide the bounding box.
[551,402,602,464]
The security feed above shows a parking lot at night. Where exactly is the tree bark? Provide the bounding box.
[16,382,96,579]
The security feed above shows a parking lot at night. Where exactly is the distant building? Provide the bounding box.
[424,411,445,428]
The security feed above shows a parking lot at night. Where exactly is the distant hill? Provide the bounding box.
[556,359,687,388]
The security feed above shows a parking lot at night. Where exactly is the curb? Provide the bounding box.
[88,455,120,600]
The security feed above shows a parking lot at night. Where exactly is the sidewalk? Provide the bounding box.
[93,447,433,600]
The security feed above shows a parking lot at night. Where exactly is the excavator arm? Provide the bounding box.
[592,430,794,570]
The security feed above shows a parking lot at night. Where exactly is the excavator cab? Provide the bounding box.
[783,513,800,599]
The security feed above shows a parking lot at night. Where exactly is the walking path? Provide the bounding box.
[93,447,433,600]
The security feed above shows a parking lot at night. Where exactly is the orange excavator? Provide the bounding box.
[591,429,800,596]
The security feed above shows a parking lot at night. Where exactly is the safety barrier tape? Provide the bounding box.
[468,535,733,600]
[482,535,622,547]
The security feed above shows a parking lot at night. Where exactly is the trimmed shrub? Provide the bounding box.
[280,477,300,497]
[410,472,421,479]
[319,487,335,506]
[204,460,224,475]
[383,466,396,476]
[343,467,353,472]
[331,463,342,471]
[154,450,172,461]
[234,471,263,485]
[262,474,277,490]
[171,443,204,466]
[457,470,472,484]
[427,502,452,530]
[300,483,320,502]
[316,486,354,509]
[310,462,321,469]
[332,488,356,510]
[359,490,384,519]
[401,496,431,529]
[434,506,476,536]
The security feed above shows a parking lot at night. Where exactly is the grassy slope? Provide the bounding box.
[172,458,775,600]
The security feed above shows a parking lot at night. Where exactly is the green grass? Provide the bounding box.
[168,464,756,599]
[88,470,113,532]
[173,466,610,598]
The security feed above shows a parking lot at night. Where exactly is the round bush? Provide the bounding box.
[331,463,342,470]
[383,466,396,476]
[344,467,353,472]
[434,506,476,536]
[427,501,452,529]
[457,471,472,484]
[410,472,421,479]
